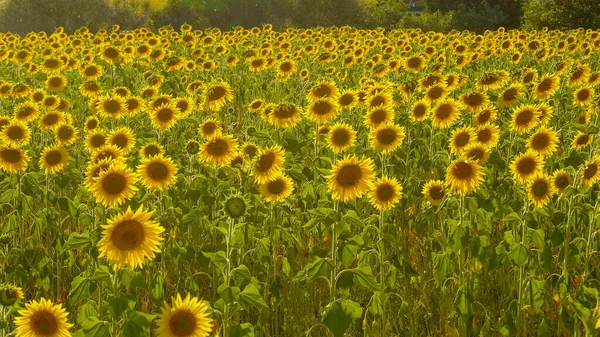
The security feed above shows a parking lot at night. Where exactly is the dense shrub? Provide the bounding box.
[522,0,600,30]
[397,10,454,32]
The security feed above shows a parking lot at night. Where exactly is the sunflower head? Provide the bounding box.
[446,160,484,195]
[260,174,294,203]
[223,193,248,219]
[156,294,213,337]
[369,175,403,210]
[14,298,73,337]
[327,155,375,202]
[0,284,24,306]
[422,180,446,206]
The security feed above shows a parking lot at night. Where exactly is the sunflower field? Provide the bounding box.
[0,23,600,337]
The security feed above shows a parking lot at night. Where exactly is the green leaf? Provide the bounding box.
[239,284,268,308]
[352,263,382,292]
[528,278,546,311]
[68,276,97,306]
[322,300,363,337]
[368,292,384,317]
[91,266,111,283]
[0,189,19,203]
[121,310,154,337]
[82,317,109,337]
[293,257,333,284]
[230,323,255,337]
[343,210,363,227]
[503,212,521,223]
[150,275,167,307]
[509,243,529,266]
[108,294,134,319]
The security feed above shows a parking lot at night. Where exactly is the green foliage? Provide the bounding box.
[522,0,600,30]
[398,10,454,32]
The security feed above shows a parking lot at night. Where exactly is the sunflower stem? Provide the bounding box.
[378,209,386,335]
[330,200,339,303]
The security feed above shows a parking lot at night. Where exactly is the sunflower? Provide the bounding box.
[85,130,107,152]
[366,92,393,110]
[307,80,339,101]
[0,284,24,306]
[101,46,121,64]
[199,134,239,167]
[424,85,447,104]
[91,163,138,207]
[260,174,294,203]
[446,159,484,195]
[80,63,103,80]
[462,143,490,164]
[511,105,540,134]
[55,123,79,146]
[573,86,594,106]
[572,132,592,149]
[202,81,233,111]
[369,175,403,210]
[155,294,213,337]
[0,146,29,173]
[475,123,500,148]
[431,99,460,129]
[242,143,259,159]
[409,100,429,122]
[277,59,296,79]
[477,71,508,91]
[582,156,600,187]
[449,126,476,155]
[39,145,68,174]
[327,123,356,153]
[338,90,357,110]
[1,120,31,147]
[141,143,165,159]
[365,106,394,129]
[109,127,136,155]
[498,84,522,107]
[460,91,487,112]
[422,180,446,206]
[125,96,144,116]
[91,145,124,164]
[510,151,544,183]
[97,95,127,119]
[138,154,178,191]
[199,119,222,139]
[84,158,114,191]
[568,64,590,87]
[14,298,72,337]
[527,127,558,157]
[39,111,65,131]
[97,206,164,269]
[251,145,285,184]
[13,102,39,123]
[369,123,405,154]
[404,55,425,72]
[151,104,181,130]
[306,99,339,124]
[536,103,553,125]
[45,75,67,92]
[527,174,556,208]
[327,155,375,202]
[534,74,559,100]
[552,169,571,194]
[269,103,302,128]
[248,99,264,112]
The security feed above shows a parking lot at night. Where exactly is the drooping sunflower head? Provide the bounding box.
[199,134,239,168]
[40,145,69,174]
[155,294,213,337]
[260,174,295,203]
[97,206,164,269]
[0,284,24,306]
[369,122,406,154]
[510,151,544,183]
[422,179,446,206]
[445,159,484,195]
[327,155,375,202]
[528,173,556,208]
[369,175,403,211]
[138,154,178,191]
[14,298,73,337]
